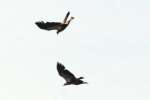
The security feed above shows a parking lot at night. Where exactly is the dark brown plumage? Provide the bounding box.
[57,62,87,86]
[35,12,74,35]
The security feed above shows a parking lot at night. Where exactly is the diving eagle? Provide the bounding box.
[35,12,74,35]
[57,62,87,86]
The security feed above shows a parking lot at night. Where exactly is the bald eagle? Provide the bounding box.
[35,12,74,35]
[57,62,87,86]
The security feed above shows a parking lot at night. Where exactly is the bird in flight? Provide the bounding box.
[35,11,74,35]
[57,62,87,86]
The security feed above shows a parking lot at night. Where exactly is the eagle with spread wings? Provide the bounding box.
[35,12,74,35]
[57,62,87,86]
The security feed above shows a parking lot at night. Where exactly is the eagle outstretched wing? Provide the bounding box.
[63,11,70,23]
[57,62,76,83]
[35,21,62,30]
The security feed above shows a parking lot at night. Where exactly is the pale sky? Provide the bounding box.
[0,0,150,100]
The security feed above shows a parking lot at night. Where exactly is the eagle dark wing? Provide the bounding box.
[57,62,76,82]
[63,11,70,23]
[35,21,62,30]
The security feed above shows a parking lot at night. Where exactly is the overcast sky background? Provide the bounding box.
[0,0,150,100]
